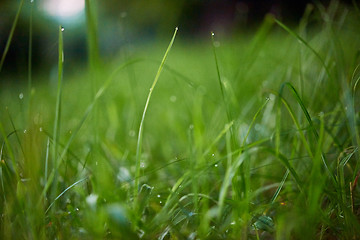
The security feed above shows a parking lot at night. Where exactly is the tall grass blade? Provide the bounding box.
[6,108,25,159]
[39,59,141,203]
[217,149,246,219]
[45,177,88,214]
[202,120,233,157]
[263,147,302,190]
[28,0,33,97]
[270,169,289,203]
[85,0,100,71]
[44,137,50,199]
[275,19,332,80]
[0,0,24,73]
[211,33,231,121]
[242,98,269,146]
[50,25,64,202]
[279,82,337,186]
[134,27,178,204]
[0,123,18,178]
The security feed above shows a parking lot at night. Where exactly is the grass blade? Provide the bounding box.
[242,98,269,146]
[45,177,88,214]
[275,19,332,80]
[0,0,24,73]
[211,33,231,120]
[50,25,64,202]
[38,58,142,204]
[134,27,178,204]
[28,0,33,97]
[279,82,337,186]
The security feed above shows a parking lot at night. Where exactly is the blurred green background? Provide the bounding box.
[1,0,341,79]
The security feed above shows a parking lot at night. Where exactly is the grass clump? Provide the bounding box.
[1,1,360,239]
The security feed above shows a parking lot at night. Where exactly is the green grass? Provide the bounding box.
[1,1,360,239]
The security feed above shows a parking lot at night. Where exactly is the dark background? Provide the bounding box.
[0,0,355,78]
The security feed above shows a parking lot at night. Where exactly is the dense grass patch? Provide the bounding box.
[1,1,360,239]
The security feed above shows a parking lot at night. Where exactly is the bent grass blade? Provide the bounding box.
[134,27,178,206]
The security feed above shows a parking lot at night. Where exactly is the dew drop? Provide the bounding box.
[140,162,145,168]
[129,130,136,137]
[211,32,215,36]
[149,88,153,92]
[86,194,98,208]
[30,0,34,3]
[19,93,24,100]
[39,127,43,132]
[175,26,178,31]
[214,164,218,167]
[159,201,162,204]
[170,95,177,102]
[157,194,161,198]
[211,153,215,157]
[23,129,27,134]
[61,26,65,32]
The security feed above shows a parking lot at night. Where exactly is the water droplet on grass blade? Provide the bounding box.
[157,194,161,198]
[61,26,65,32]
[86,194,98,209]
[170,95,177,102]
[19,93,24,99]
[129,130,136,137]
[214,164,218,167]
[117,167,131,182]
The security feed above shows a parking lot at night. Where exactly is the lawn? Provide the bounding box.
[0,1,360,239]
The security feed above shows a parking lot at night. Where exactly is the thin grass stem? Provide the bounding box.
[134,27,178,204]
[45,177,88,214]
[0,0,24,73]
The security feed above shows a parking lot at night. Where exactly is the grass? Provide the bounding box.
[1,1,360,239]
